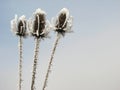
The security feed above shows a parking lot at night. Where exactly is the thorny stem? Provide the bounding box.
[42,33,60,90]
[18,36,23,90]
[31,38,40,90]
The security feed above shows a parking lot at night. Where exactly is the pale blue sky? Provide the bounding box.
[0,0,120,90]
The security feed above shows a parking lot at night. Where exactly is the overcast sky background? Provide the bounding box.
[0,0,120,90]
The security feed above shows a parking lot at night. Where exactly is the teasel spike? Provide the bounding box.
[42,8,73,90]
[28,8,51,90]
[11,15,28,90]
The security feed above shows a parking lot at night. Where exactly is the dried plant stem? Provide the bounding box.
[31,38,40,90]
[42,33,60,90]
[18,36,23,90]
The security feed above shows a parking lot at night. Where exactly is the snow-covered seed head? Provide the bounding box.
[11,15,28,37]
[28,8,50,39]
[53,8,73,36]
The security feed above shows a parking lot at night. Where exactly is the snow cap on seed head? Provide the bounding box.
[34,8,46,15]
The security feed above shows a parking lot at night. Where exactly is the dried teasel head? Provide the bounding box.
[52,8,73,36]
[28,8,51,39]
[11,15,28,37]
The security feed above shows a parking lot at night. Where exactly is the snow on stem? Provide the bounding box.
[42,33,60,90]
[18,36,23,90]
[31,38,40,90]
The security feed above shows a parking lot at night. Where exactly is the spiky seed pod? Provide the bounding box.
[28,8,51,39]
[11,15,28,38]
[52,8,73,36]
[32,14,45,38]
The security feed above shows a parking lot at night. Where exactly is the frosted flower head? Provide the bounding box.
[11,15,28,37]
[28,8,51,39]
[52,8,73,36]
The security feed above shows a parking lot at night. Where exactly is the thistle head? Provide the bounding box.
[11,15,28,37]
[28,8,51,39]
[52,8,73,36]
